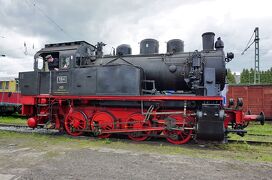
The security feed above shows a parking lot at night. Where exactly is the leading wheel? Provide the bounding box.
[64,111,87,136]
[91,111,115,138]
[127,113,152,141]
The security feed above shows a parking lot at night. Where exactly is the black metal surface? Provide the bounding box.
[52,70,70,95]
[39,72,50,94]
[140,39,159,55]
[196,105,225,141]
[70,68,97,95]
[116,44,132,55]
[96,65,142,95]
[94,49,226,92]
[19,71,39,95]
[215,37,224,50]
[202,32,215,51]
[204,68,219,96]
[21,32,227,96]
[167,39,184,53]
[204,54,226,90]
[88,100,197,109]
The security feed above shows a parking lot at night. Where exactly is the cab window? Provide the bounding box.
[60,56,71,69]
[36,56,44,70]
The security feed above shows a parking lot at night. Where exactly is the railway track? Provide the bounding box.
[228,139,272,145]
[247,133,272,137]
[0,123,61,135]
[0,123,271,145]
[0,123,28,128]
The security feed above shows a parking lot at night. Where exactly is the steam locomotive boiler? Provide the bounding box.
[19,32,264,144]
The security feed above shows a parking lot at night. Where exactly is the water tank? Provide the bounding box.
[167,39,184,53]
[116,44,132,55]
[140,39,159,55]
[202,32,215,51]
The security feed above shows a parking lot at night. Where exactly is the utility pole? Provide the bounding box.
[241,27,260,84]
[254,27,260,84]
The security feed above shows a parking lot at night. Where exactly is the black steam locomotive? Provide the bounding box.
[18,32,262,144]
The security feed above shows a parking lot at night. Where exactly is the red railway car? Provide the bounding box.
[0,78,21,115]
[227,85,272,120]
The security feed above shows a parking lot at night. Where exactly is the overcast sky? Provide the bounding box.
[0,0,271,77]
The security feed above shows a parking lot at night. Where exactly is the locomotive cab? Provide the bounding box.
[20,41,95,95]
[34,41,96,71]
[20,40,143,96]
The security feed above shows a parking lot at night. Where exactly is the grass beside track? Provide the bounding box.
[0,116,27,125]
[229,122,272,142]
[0,130,272,163]
[246,122,272,135]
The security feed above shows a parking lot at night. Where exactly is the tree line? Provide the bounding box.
[227,68,272,84]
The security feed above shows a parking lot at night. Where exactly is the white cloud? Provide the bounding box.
[0,0,272,77]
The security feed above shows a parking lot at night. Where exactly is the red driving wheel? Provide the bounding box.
[91,112,115,138]
[127,113,152,141]
[163,127,192,145]
[64,111,87,136]
[163,115,193,145]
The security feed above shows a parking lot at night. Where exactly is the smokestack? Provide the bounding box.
[202,32,215,51]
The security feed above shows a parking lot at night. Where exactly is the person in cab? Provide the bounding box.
[45,54,59,71]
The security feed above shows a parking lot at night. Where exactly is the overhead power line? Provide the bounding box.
[241,31,255,55]
[24,0,74,39]
[241,27,260,84]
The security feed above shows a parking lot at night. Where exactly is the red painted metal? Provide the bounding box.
[19,94,223,144]
[19,93,263,144]
[27,117,37,128]
[64,110,87,136]
[126,113,152,141]
[101,127,165,134]
[163,115,193,145]
[164,128,192,145]
[21,96,35,105]
[39,98,48,104]
[90,111,115,138]
[34,95,223,101]
[224,108,264,129]
[243,114,260,121]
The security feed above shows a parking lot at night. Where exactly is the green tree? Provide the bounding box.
[240,68,272,84]
[240,69,250,84]
[227,69,236,84]
[249,68,254,84]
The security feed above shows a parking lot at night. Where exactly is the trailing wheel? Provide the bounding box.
[127,113,152,141]
[91,111,115,138]
[64,111,87,136]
